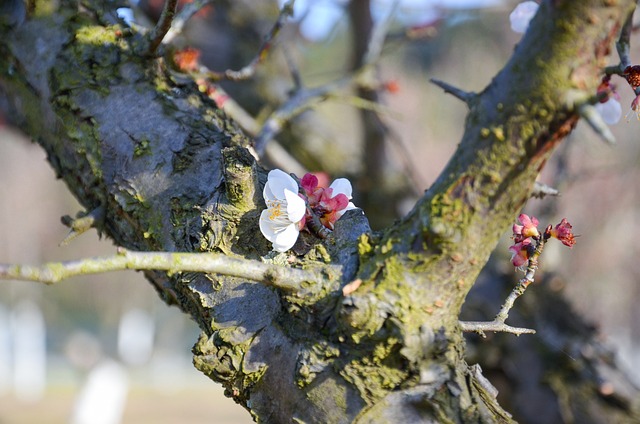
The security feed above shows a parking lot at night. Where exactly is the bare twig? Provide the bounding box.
[207,0,296,81]
[0,248,330,293]
[283,48,303,90]
[362,0,399,67]
[605,6,635,75]
[531,181,559,199]
[430,78,476,104]
[460,236,549,337]
[60,206,105,246]
[253,77,351,155]
[164,0,215,44]
[148,0,179,55]
[578,103,616,144]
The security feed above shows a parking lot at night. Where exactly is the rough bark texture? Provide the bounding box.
[1,0,638,422]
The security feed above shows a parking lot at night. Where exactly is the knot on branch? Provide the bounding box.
[222,146,259,210]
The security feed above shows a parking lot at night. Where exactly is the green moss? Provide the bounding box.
[133,137,151,157]
[491,126,505,142]
[304,243,332,264]
[75,25,121,46]
[192,330,266,406]
[339,340,408,405]
[357,233,374,257]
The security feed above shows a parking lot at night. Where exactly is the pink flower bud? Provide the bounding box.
[509,238,533,267]
[550,218,576,248]
[513,213,540,242]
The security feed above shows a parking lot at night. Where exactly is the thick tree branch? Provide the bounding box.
[0,1,637,422]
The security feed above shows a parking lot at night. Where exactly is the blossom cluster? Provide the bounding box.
[259,169,356,252]
[509,213,576,268]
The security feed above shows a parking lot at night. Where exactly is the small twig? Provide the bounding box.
[207,0,295,81]
[164,0,215,44]
[0,248,328,293]
[461,235,549,337]
[26,0,35,16]
[430,78,476,104]
[605,7,635,75]
[60,206,105,246]
[283,48,303,90]
[532,181,560,199]
[362,0,399,67]
[148,0,179,55]
[578,103,616,144]
[253,79,348,155]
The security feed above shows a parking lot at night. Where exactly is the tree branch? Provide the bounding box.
[148,0,179,55]
[460,234,549,337]
[206,0,295,81]
[429,78,476,104]
[0,248,329,293]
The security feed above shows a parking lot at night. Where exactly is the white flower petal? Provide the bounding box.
[595,99,622,125]
[259,210,279,243]
[509,1,538,34]
[284,189,306,223]
[265,169,299,201]
[271,224,300,252]
[329,178,353,199]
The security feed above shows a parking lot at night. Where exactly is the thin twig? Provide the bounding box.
[0,248,329,293]
[148,0,179,55]
[460,236,548,337]
[531,181,559,199]
[606,6,635,75]
[207,0,296,81]
[164,0,215,44]
[362,0,399,67]
[253,78,349,155]
[60,206,105,246]
[430,78,476,104]
[283,48,303,90]
[578,103,616,144]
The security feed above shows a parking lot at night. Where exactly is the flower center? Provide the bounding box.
[267,200,284,221]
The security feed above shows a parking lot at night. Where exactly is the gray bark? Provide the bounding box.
[0,0,638,422]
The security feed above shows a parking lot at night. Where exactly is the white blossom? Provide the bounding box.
[259,169,306,252]
[509,1,539,34]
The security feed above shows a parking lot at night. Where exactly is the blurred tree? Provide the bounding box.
[1,0,639,422]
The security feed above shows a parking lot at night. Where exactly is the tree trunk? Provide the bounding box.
[0,0,638,422]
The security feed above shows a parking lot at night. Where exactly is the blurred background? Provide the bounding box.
[1,0,639,422]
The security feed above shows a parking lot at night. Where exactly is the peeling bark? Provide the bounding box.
[1,1,638,422]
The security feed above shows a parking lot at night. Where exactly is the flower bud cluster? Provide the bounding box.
[259,170,356,252]
[509,213,576,268]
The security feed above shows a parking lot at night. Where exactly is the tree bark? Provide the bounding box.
[0,0,638,422]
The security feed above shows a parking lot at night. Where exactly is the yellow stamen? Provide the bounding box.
[268,201,284,221]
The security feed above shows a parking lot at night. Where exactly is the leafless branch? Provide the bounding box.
[207,0,295,81]
[578,103,616,144]
[148,0,179,55]
[606,5,635,75]
[60,206,105,246]
[460,236,549,337]
[164,0,215,44]
[0,248,332,294]
[531,181,559,199]
[430,78,476,104]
